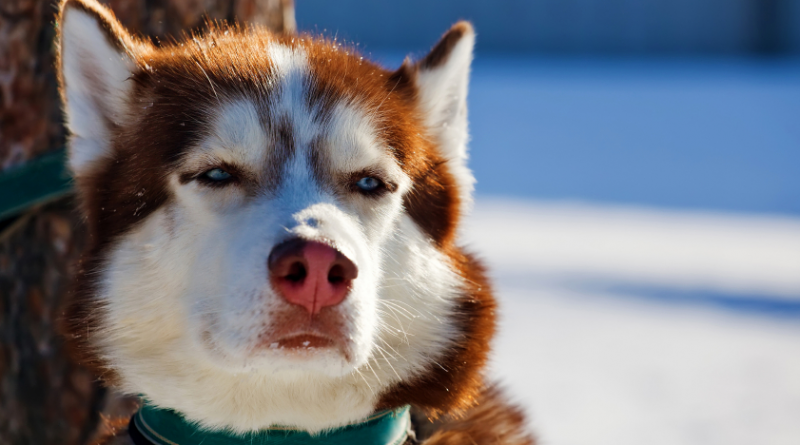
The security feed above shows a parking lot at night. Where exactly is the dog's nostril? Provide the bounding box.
[328,264,345,284]
[286,262,307,283]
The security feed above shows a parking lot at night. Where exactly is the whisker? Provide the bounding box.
[373,345,402,381]
[378,337,405,361]
[363,361,383,387]
[353,369,375,395]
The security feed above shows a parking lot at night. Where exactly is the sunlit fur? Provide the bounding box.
[57,0,531,442]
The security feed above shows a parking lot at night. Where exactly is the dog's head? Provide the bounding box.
[58,0,494,433]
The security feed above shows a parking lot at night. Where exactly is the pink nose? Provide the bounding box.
[268,239,358,315]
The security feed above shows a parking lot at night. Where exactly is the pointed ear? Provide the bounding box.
[401,22,476,205]
[57,0,138,177]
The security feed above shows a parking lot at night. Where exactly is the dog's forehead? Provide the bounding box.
[178,40,397,174]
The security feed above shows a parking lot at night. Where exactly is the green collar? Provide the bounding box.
[129,403,411,445]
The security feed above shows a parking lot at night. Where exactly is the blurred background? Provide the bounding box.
[1,0,799,444]
[295,1,800,444]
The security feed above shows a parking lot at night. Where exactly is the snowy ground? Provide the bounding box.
[465,198,800,445]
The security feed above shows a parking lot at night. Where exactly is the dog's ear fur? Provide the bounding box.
[397,22,476,206]
[57,0,138,177]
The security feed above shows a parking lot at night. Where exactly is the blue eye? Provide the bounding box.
[355,176,382,192]
[203,168,232,182]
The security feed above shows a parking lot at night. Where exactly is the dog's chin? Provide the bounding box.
[261,344,357,377]
[258,333,354,368]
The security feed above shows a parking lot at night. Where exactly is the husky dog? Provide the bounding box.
[56,0,533,443]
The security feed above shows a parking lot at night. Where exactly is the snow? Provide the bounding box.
[464,199,800,299]
[466,198,800,445]
[493,285,800,445]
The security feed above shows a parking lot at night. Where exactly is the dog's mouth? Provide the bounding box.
[271,333,335,350]
[252,300,354,361]
[260,331,353,363]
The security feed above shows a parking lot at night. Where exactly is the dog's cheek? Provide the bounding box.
[95,210,193,380]
[132,201,238,361]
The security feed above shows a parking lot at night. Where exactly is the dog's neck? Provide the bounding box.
[128,402,411,445]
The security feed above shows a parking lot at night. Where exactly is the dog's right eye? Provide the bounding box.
[355,177,382,192]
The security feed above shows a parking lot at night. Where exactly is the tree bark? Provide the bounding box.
[0,199,96,445]
[0,1,295,444]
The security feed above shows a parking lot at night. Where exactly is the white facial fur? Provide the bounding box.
[85,43,468,433]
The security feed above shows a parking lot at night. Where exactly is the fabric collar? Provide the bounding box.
[128,403,411,445]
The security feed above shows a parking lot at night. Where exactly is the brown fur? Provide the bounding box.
[418,387,536,445]
[57,0,529,442]
[90,416,133,445]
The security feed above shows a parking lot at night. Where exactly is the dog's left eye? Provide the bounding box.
[202,168,233,182]
[355,176,383,192]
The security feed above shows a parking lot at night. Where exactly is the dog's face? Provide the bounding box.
[58,0,494,433]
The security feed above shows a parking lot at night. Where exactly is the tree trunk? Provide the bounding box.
[0,1,294,443]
